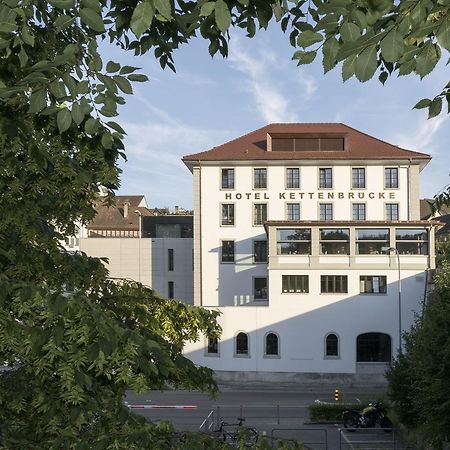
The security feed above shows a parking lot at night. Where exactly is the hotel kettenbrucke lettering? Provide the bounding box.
[224,191,396,200]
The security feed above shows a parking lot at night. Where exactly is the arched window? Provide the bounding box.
[235,332,249,355]
[357,333,391,362]
[265,332,279,356]
[325,333,339,358]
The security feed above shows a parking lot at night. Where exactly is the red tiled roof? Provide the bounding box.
[182,123,431,162]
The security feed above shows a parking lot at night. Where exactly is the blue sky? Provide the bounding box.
[102,25,450,209]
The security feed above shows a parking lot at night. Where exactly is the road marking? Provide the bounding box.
[127,404,197,410]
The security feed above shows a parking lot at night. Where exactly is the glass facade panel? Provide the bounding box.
[360,276,387,294]
[385,168,398,188]
[265,333,279,356]
[319,168,333,188]
[253,240,267,262]
[282,275,309,293]
[326,334,338,357]
[207,337,218,354]
[319,203,333,220]
[320,228,350,255]
[386,203,399,220]
[395,228,428,255]
[320,275,348,293]
[236,333,248,355]
[286,168,300,188]
[357,333,391,362]
[286,203,300,221]
[254,277,267,300]
[254,168,267,189]
[221,168,234,189]
[221,204,235,226]
[254,203,267,226]
[352,203,366,220]
[277,228,311,255]
[352,168,366,188]
[221,240,235,262]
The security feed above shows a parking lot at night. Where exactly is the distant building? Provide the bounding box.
[79,195,194,303]
[420,198,450,241]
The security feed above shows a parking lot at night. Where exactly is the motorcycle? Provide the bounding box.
[342,401,392,432]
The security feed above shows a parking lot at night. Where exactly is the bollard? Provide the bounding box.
[334,389,340,401]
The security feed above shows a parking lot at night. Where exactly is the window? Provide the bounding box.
[254,277,267,300]
[286,203,300,221]
[357,333,391,362]
[360,276,387,294]
[168,281,174,299]
[253,203,267,226]
[385,168,398,189]
[168,249,174,271]
[221,240,235,263]
[319,203,333,220]
[282,275,309,293]
[221,204,235,226]
[395,228,428,255]
[325,333,339,358]
[352,203,366,221]
[277,228,311,255]
[206,336,219,355]
[286,168,300,189]
[254,168,267,189]
[235,332,249,355]
[253,240,267,263]
[320,275,348,293]
[221,168,235,189]
[320,228,350,255]
[386,203,399,220]
[352,168,366,188]
[265,333,279,356]
[356,229,390,255]
[319,168,332,188]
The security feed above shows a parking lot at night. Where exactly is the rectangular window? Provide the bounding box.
[386,203,399,220]
[385,168,398,188]
[253,203,267,226]
[360,276,387,294]
[320,275,348,293]
[221,168,234,189]
[221,204,235,226]
[221,240,235,262]
[320,228,350,255]
[277,228,311,255]
[396,228,428,255]
[356,228,390,254]
[168,248,174,271]
[286,168,300,189]
[254,168,267,189]
[282,275,309,293]
[319,203,333,220]
[352,168,366,188]
[286,203,300,221]
[254,277,267,300]
[352,203,366,220]
[206,336,219,355]
[168,281,174,299]
[319,168,332,188]
[253,240,267,263]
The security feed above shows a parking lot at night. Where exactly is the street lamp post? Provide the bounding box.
[135,210,142,283]
[382,246,402,355]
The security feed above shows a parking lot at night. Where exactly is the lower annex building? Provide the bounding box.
[182,123,439,381]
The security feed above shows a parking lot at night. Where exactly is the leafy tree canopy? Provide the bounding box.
[1,0,449,447]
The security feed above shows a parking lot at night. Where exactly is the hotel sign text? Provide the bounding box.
[224,191,396,200]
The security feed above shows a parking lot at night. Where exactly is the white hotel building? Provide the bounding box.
[182,123,438,382]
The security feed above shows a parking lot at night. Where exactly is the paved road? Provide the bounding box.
[124,388,406,449]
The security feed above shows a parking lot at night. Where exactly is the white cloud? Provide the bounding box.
[228,38,300,123]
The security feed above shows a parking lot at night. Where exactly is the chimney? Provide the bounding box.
[123,201,130,218]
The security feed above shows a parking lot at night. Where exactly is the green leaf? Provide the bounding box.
[101,132,113,149]
[79,7,105,32]
[54,14,75,31]
[342,54,357,81]
[81,0,101,12]
[18,46,28,67]
[378,71,388,85]
[48,0,75,8]
[355,45,377,82]
[214,0,232,33]
[119,66,139,75]
[85,117,99,134]
[413,98,431,109]
[57,108,72,133]
[380,29,404,63]
[71,103,85,125]
[200,2,215,17]
[437,19,450,52]
[130,0,154,38]
[297,30,323,48]
[154,0,172,20]
[127,74,148,82]
[340,22,360,43]
[29,90,47,114]
[106,61,120,73]
[113,76,133,94]
[21,26,35,46]
[292,50,317,65]
[49,80,66,99]
[322,37,339,73]
[428,97,442,119]
[415,43,440,79]
[107,121,126,134]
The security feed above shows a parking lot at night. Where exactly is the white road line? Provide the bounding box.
[127,404,197,410]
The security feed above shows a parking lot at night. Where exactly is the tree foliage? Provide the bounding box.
[386,246,450,446]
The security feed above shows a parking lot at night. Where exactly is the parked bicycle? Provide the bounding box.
[214,417,258,447]
[343,401,392,432]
